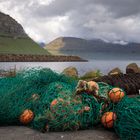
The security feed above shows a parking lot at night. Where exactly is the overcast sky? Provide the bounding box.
[0,0,140,43]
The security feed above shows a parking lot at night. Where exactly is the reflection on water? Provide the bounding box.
[0,60,140,75]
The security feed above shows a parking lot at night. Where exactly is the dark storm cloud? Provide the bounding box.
[32,0,140,18]
[32,0,78,17]
[0,0,140,43]
[94,0,140,18]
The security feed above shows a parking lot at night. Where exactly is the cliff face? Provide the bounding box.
[0,12,49,55]
[0,12,27,38]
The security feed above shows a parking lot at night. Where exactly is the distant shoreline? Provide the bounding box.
[0,54,87,62]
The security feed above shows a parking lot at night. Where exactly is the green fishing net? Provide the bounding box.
[0,68,77,130]
[0,68,105,132]
[0,68,139,140]
[114,96,140,140]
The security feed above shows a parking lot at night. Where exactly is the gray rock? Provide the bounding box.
[62,67,78,77]
[108,68,122,76]
[0,12,27,38]
[126,63,139,74]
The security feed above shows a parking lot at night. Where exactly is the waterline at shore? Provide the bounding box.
[0,60,140,75]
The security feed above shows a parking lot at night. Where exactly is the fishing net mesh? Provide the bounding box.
[0,68,140,140]
[113,96,140,140]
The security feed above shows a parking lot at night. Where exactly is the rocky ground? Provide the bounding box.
[0,126,119,140]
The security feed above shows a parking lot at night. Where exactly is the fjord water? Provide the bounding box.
[0,59,140,76]
[1,51,140,75]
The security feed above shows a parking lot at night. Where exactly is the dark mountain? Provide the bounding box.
[0,12,49,55]
[45,37,140,60]
[0,12,27,38]
[38,42,46,48]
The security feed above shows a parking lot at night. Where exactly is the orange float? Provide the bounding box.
[101,112,117,128]
[50,99,58,107]
[108,88,125,103]
[50,98,64,108]
[20,109,34,124]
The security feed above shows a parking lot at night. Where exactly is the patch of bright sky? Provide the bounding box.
[38,0,55,5]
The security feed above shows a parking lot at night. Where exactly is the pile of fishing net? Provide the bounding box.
[0,68,139,140]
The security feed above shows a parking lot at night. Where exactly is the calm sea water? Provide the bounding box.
[0,60,140,76]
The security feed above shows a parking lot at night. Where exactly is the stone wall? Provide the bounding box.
[0,54,87,62]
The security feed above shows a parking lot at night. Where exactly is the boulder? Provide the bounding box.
[62,67,78,78]
[81,70,102,81]
[108,67,122,76]
[126,63,139,74]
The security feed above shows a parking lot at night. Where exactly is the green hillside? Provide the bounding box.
[0,36,49,55]
[0,12,50,55]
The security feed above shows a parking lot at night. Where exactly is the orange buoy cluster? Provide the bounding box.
[19,80,126,130]
[76,80,125,129]
[101,87,125,128]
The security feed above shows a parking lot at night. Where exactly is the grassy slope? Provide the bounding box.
[44,37,64,55]
[0,36,50,55]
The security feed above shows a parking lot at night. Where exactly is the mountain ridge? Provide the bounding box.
[0,12,49,55]
[45,37,140,59]
[45,37,140,49]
